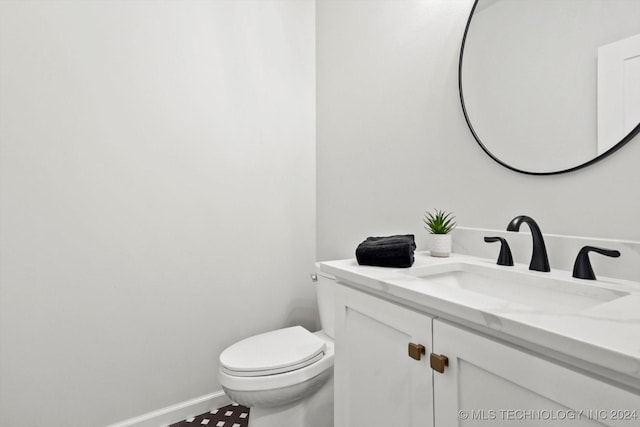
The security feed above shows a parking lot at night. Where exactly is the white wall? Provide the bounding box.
[0,1,316,426]
[317,0,640,261]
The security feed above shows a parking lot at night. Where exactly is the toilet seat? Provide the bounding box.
[219,330,334,393]
[220,326,326,377]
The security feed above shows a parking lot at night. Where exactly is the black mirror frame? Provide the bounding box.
[459,0,640,176]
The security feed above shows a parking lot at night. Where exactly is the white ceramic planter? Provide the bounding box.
[430,234,452,257]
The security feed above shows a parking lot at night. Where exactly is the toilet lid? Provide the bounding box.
[219,326,326,377]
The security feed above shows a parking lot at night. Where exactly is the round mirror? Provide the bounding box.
[460,0,640,175]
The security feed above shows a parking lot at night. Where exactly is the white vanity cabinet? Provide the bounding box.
[433,319,640,427]
[334,283,640,427]
[334,284,434,427]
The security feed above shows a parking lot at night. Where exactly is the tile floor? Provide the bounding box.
[169,403,250,427]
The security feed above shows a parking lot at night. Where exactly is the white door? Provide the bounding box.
[597,33,640,154]
[432,319,640,427]
[334,284,434,427]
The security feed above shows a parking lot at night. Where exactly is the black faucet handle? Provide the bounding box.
[572,246,621,280]
[484,237,514,266]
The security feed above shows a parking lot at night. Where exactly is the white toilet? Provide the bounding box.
[218,272,335,427]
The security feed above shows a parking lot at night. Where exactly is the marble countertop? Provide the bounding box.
[320,252,640,388]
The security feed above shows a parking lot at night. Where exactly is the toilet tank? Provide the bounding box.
[315,271,336,339]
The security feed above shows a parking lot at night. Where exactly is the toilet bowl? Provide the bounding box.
[218,272,335,427]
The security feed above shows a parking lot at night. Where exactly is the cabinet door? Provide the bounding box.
[433,319,640,427]
[334,284,434,427]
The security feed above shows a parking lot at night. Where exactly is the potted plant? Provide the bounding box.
[423,209,456,257]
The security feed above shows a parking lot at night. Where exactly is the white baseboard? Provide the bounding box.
[106,390,231,427]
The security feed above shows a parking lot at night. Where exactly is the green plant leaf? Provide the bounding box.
[423,209,456,234]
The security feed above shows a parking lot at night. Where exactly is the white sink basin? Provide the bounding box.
[406,262,628,312]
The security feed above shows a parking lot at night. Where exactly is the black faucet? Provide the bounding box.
[484,236,514,266]
[506,215,550,272]
[572,246,621,280]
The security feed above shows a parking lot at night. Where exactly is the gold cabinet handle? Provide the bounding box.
[430,353,449,373]
[408,342,426,360]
